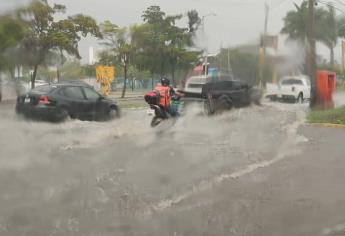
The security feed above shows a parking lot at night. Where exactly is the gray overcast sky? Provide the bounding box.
[48,0,307,62]
[3,0,344,63]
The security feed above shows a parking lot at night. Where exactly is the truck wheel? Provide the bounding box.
[296,93,303,103]
[218,95,233,110]
[203,100,215,116]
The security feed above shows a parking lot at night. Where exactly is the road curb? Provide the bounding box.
[0,99,16,105]
[307,123,345,129]
[115,96,143,101]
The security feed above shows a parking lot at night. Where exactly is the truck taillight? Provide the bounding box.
[39,95,50,104]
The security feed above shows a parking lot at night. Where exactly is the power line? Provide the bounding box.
[335,0,345,8]
[271,0,290,9]
[317,0,345,14]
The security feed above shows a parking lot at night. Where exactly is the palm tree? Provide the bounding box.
[317,5,337,67]
[281,2,337,67]
[281,2,309,46]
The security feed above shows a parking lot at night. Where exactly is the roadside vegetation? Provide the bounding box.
[0,1,204,101]
[308,107,345,124]
[1,0,345,102]
[117,99,146,109]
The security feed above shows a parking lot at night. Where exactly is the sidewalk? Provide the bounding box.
[108,89,150,101]
[107,89,149,108]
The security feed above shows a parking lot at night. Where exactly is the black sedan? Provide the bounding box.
[16,82,120,122]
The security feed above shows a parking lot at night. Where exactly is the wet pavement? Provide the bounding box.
[0,99,344,235]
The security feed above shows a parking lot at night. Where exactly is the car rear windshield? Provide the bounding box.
[31,85,55,93]
[281,79,303,85]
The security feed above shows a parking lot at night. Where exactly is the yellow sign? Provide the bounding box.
[96,66,115,96]
[262,35,278,50]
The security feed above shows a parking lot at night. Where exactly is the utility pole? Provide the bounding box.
[201,13,216,77]
[227,47,233,76]
[202,15,208,76]
[307,0,317,107]
[341,40,345,73]
[263,3,269,56]
[259,3,269,87]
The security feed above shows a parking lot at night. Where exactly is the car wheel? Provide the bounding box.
[108,106,120,120]
[296,93,303,103]
[57,107,70,122]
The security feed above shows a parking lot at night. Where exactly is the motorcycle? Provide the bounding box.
[145,92,181,128]
[149,104,170,127]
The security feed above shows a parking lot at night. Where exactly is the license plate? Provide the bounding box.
[147,109,154,116]
[24,98,30,103]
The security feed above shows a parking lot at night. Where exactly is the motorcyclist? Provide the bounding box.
[153,77,180,117]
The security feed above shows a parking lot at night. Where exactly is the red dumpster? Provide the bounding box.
[316,70,336,108]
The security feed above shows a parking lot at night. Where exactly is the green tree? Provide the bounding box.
[81,64,96,78]
[217,47,262,85]
[51,14,101,81]
[281,2,338,69]
[99,21,132,98]
[19,0,100,88]
[130,23,158,88]
[0,14,25,101]
[0,15,25,68]
[187,10,201,33]
[337,16,345,37]
[317,5,337,67]
[131,6,200,87]
[281,2,310,46]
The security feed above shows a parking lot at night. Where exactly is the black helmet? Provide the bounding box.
[161,77,170,86]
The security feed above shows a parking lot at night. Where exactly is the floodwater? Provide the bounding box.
[0,101,308,235]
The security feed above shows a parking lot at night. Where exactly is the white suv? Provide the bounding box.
[278,76,311,102]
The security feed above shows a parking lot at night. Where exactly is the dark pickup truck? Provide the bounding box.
[201,80,261,114]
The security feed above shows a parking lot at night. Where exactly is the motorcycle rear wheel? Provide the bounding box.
[151,116,163,127]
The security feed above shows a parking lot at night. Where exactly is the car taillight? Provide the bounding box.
[292,87,295,92]
[39,95,50,104]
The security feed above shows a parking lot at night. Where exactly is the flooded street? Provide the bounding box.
[2,0,345,234]
[0,100,325,236]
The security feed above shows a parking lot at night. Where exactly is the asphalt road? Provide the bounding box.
[0,100,344,236]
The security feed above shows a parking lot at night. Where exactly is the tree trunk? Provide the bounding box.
[151,74,154,89]
[0,71,2,103]
[330,46,335,68]
[57,67,61,82]
[121,64,127,98]
[171,67,176,87]
[31,64,38,89]
[131,77,134,91]
[17,66,20,79]
[58,49,64,82]
[10,67,15,80]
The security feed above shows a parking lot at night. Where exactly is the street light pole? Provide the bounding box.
[201,13,216,77]
[263,3,269,57]
[201,13,217,35]
[307,0,317,108]
[259,3,269,87]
